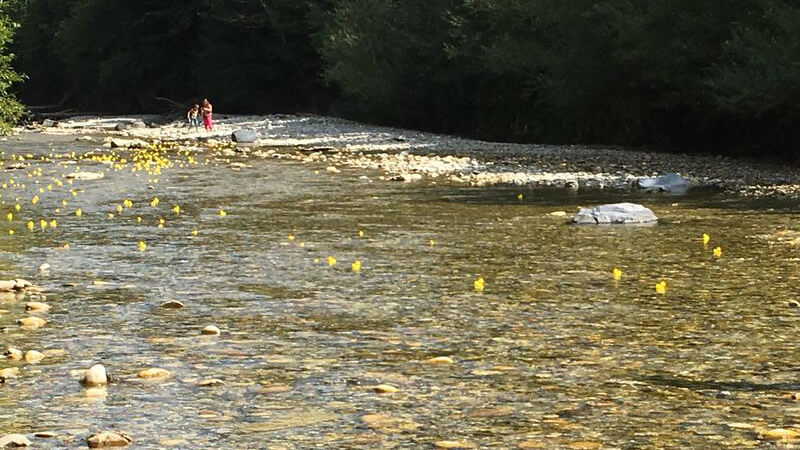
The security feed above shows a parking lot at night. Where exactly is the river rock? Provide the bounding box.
[196,378,225,387]
[17,317,46,329]
[81,364,108,386]
[109,138,147,149]
[115,121,146,131]
[86,431,132,448]
[0,368,19,378]
[0,434,32,447]
[159,300,184,309]
[0,280,16,292]
[13,279,32,290]
[232,129,258,144]
[65,171,105,181]
[636,172,690,193]
[426,356,455,364]
[137,368,170,379]
[24,350,44,363]
[201,325,221,335]
[372,384,399,394]
[25,302,50,312]
[571,202,658,225]
[41,119,57,127]
[4,348,23,360]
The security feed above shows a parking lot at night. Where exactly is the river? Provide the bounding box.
[1,131,799,448]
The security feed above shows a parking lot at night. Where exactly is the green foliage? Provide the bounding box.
[0,12,24,133]
[10,0,800,155]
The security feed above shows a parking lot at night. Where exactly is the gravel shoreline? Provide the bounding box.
[22,113,800,197]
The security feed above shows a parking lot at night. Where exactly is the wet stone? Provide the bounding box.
[86,431,132,448]
[201,325,221,335]
[137,368,170,379]
[196,378,225,387]
[159,300,185,309]
[81,364,108,386]
[0,434,32,447]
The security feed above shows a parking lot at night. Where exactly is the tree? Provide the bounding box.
[0,11,24,133]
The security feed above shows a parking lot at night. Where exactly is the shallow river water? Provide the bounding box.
[1,133,800,449]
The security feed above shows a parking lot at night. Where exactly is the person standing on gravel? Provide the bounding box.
[201,98,213,132]
[187,104,200,131]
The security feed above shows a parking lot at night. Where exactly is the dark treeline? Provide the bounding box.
[8,0,800,156]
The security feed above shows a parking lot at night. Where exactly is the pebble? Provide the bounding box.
[0,367,19,378]
[24,302,50,312]
[33,431,56,438]
[426,356,455,364]
[253,385,291,395]
[137,368,170,379]
[0,434,32,447]
[159,300,185,309]
[325,166,341,173]
[372,384,399,394]
[81,364,108,386]
[759,428,800,441]
[86,431,132,448]
[201,325,221,335]
[434,441,473,449]
[4,347,23,360]
[196,378,225,387]
[17,317,46,329]
[23,350,44,363]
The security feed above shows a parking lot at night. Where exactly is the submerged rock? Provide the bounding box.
[86,431,132,448]
[81,364,108,386]
[65,171,105,181]
[571,202,658,225]
[636,173,690,193]
[201,325,221,335]
[17,317,46,329]
[137,368,170,379]
[0,434,32,447]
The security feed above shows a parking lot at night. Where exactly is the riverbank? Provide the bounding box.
[23,113,800,197]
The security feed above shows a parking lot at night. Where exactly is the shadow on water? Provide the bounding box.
[421,185,800,212]
[642,374,800,393]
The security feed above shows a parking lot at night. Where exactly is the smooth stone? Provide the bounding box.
[65,171,105,181]
[434,441,473,449]
[196,378,225,387]
[0,368,19,378]
[33,431,56,438]
[636,172,690,193]
[4,347,23,360]
[17,317,46,329]
[759,428,800,440]
[326,166,341,174]
[0,280,16,292]
[254,385,291,395]
[426,356,454,364]
[571,202,658,225]
[86,431,132,448]
[81,364,108,386]
[372,384,399,394]
[231,129,258,144]
[25,302,50,312]
[159,300,184,309]
[13,279,32,290]
[0,434,32,447]
[201,325,221,335]
[137,368,170,379]
[548,211,567,217]
[24,350,44,363]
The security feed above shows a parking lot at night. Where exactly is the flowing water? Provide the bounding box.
[1,132,800,449]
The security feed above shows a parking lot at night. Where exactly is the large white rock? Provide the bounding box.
[636,173,690,193]
[571,202,658,225]
[81,364,108,386]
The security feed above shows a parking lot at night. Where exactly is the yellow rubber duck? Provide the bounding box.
[327,256,336,266]
[138,241,147,251]
[713,247,722,258]
[75,208,82,217]
[474,276,485,292]
[702,233,710,245]
[612,268,623,281]
[655,281,667,294]
[352,260,362,273]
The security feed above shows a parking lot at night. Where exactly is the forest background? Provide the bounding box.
[1,0,799,157]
